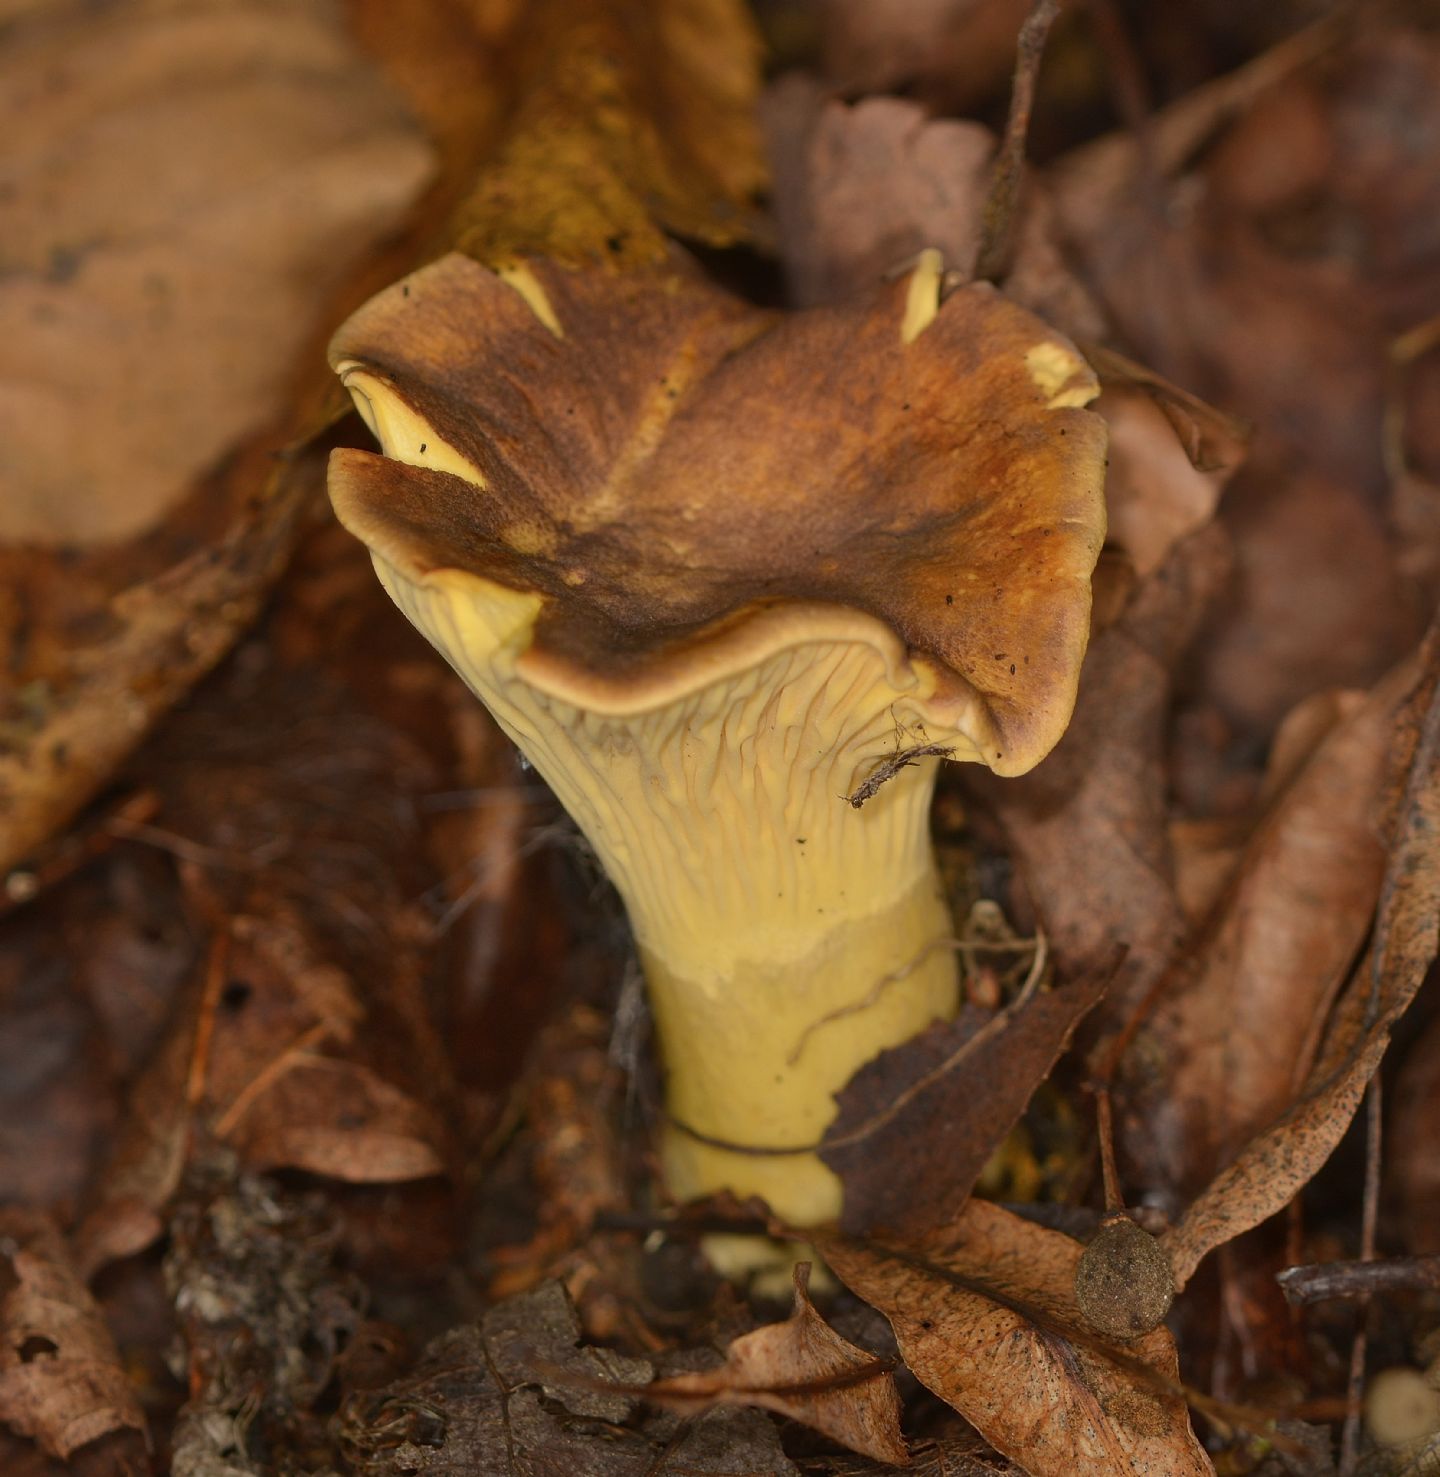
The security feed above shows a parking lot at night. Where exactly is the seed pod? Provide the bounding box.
[1074,1211,1175,1342]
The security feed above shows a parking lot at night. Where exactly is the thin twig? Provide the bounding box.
[1339,1077,1384,1475]
[974,0,1061,283]
[1278,1253,1440,1306]
[1095,1086,1124,1214]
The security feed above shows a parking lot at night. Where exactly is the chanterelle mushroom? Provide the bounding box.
[327,248,1106,1239]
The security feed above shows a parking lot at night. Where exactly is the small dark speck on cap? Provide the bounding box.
[401,283,410,298]
[419,442,427,454]
[1010,663,1016,675]
[993,653,1006,661]
[945,593,954,605]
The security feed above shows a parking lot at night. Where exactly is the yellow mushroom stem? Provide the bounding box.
[372,555,963,1230]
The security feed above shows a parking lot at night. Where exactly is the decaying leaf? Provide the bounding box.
[643,1263,908,1464]
[821,963,1113,1238]
[1164,623,1440,1289]
[821,1201,1213,1477]
[0,1211,146,1461]
[1123,658,1409,1200]
[338,1281,801,1476]
[165,1161,368,1476]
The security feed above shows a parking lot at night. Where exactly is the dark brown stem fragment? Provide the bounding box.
[974,0,1061,285]
[1339,1077,1383,1476]
[1278,1253,1440,1306]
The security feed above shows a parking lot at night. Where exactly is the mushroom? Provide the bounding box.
[326,247,1106,1239]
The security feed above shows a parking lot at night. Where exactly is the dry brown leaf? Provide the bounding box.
[0,0,433,545]
[644,1263,908,1465]
[1164,624,1440,1289]
[1122,659,1407,1199]
[822,1201,1213,1477]
[0,1211,146,1460]
[760,78,1103,335]
[1048,32,1440,735]
[821,964,1112,1237]
[1097,388,1230,580]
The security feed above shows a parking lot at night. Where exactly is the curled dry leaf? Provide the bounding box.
[821,1201,1212,1477]
[1164,621,1440,1289]
[1096,388,1231,582]
[1122,657,1407,1201]
[0,1211,146,1461]
[821,962,1113,1238]
[644,1263,908,1465]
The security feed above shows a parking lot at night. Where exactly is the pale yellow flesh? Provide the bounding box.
[372,556,960,1228]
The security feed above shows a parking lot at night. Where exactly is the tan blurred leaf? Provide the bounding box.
[0,0,433,545]
[0,0,437,875]
[822,1202,1213,1477]
[1094,387,1230,583]
[0,0,768,877]
[0,1211,146,1460]
[644,1263,908,1465]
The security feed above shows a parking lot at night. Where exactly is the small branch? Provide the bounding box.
[974,0,1061,284]
[1095,1087,1124,1214]
[1339,1077,1383,1476]
[1278,1253,1440,1306]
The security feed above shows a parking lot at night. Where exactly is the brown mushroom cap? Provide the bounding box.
[328,250,1106,774]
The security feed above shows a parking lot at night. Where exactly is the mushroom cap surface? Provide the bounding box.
[328,251,1106,773]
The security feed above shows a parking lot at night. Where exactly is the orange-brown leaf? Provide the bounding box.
[824,1202,1213,1477]
[645,1264,908,1465]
